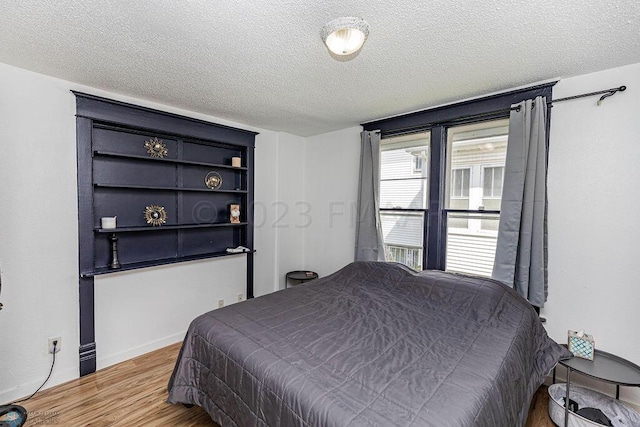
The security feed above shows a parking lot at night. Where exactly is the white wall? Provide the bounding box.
[94,257,247,369]
[0,62,295,402]
[303,127,362,277]
[543,61,640,405]
[0,63,80,403]
[270,133,306,289]
[243,129,308,293]
[253,129,281,297]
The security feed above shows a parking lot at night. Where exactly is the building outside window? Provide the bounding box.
[412,154,424,173]
[483,166,504,198]
[450,168,470,198]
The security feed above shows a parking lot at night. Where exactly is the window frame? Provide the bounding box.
[364,83,554,271]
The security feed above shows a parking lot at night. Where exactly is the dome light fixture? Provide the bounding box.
[321,17,370,61]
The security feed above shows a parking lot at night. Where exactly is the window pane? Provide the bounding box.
[482,166,505,199]
[451,168,470,198]
[380,211,424,271]
[446,212,500,277]
[494,167,503,196]
[445,120,509,209]
[445,119,508,277]
[380,132,429,209]
[483,168,492,196]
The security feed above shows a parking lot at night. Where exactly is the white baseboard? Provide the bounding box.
[0,365,78,406]
[1,332,187,405]
[96,331,186,371]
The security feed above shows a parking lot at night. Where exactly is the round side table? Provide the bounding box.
[554,345,640,426]
[285,270,318,288]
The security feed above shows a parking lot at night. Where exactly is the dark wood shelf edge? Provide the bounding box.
[94,222,248,232]
[80,250,256,278]
[73,91,259,138]
[94,150,249,170]
[93,183,248,193]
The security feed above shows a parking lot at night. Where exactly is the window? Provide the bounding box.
[364,83,554,276]
[445,120,508,276]
[450,168,470,198]
[483,166,504,198]
[385,245,422,271]
[379,133,429,270]
[413,154,424,173]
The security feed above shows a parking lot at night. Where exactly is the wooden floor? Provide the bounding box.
[18,343,555,426]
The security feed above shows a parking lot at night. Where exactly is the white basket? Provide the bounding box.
[548,383,640,427]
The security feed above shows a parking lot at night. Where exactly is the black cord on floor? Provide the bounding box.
[10,343,57,404]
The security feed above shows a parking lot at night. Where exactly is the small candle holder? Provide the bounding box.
[109,233,121,269]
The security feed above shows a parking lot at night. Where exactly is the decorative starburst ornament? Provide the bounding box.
[144,137,168,158]
[144,205,167,226]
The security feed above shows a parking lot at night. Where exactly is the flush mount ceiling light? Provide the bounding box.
[321,17,370,61]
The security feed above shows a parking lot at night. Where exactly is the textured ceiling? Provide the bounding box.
[1,1,639,137]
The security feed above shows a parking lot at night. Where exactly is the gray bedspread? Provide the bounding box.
[168,261,570,426]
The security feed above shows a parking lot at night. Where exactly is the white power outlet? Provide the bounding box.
[237,293,244,302]
[48,336,61,354]
[217,299,224,308]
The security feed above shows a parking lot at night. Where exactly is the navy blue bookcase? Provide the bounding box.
[74,92,257,375]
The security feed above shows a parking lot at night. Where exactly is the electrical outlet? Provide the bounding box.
[48,336,61,354]
[237,293,244,302]
[217,299,224,308]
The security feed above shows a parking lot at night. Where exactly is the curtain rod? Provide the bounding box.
[512,85,627,111]
[379,85,627,137]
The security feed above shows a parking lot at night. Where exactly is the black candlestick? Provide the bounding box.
[109,233,121,269]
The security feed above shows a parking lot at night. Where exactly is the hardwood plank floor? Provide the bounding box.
[18,343,555,426]
[20,343,216,426]
[526,385,556,427]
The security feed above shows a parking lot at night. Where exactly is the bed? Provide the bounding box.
[167,261,570,426]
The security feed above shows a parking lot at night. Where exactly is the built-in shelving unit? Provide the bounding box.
[74,92,257,376]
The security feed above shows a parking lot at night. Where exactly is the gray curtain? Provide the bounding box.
[492,96,548,307]
[355,130,385,261]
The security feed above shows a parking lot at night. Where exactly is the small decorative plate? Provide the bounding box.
[144,137,168,158]
[144,205,167,226]
[204,171,223,190]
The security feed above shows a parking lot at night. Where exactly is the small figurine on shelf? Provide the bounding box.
[109,233,121,269]
[230,204,241,223]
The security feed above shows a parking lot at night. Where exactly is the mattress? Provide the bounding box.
[168,261,570,426]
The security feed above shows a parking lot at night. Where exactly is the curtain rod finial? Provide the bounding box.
[597,85,627,106]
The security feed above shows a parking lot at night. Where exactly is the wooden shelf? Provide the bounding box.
[81,249,255,277]
[94,150,248,170]
[94,222,247,233]
[94,183,247,193]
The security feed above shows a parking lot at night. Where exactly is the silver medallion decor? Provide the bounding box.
[144,205,167,226]
[144,137,168,158]
[204,171,223,190]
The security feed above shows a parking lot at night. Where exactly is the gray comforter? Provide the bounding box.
[168,261,570,426]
